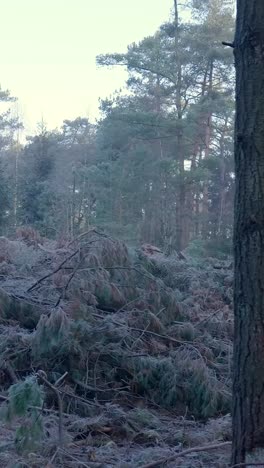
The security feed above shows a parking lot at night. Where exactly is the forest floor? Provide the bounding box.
[0,229,233,467]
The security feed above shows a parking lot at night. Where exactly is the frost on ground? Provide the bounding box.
[0,229,233,467]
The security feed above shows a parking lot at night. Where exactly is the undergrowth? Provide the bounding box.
[2,376,44,454]
[0,230,233,459]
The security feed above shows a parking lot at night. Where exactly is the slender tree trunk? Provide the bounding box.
[13,108,20,231]
[201,59,214,239]
[174,0,186,251]
[194,192,200,237]
[232,1,264,464]
[216,118,228,237]
[83,150,90,230]
[155,75,167,246]
[186,63,210,242]
[70,167,76,237]
[13,145,19,230]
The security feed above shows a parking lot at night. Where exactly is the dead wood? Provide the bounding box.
[141,441,231,468]
[37,370,64,447]
[27,248,80,292]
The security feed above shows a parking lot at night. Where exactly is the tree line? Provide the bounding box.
[0,0,235,256]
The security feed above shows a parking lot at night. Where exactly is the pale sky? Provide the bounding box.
[0,0,173,134]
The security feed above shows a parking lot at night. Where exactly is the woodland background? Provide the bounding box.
[0,0,234,257]
[0,2,237,466]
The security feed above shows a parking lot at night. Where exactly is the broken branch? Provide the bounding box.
[141,441,231,468]
[222,41,234,48]
[37,370,64,447]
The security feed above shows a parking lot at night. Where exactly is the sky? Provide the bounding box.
[0,0,173,134]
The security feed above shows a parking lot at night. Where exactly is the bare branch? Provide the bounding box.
[222,41,235,48]
[37,370,64,447]
[27,248,80,292]
[141,441,231,468]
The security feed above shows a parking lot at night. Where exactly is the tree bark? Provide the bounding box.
[232,1,264,465]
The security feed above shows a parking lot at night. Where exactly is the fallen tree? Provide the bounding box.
[0,229,234,466]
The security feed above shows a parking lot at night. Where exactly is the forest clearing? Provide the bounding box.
[0,228,233,467]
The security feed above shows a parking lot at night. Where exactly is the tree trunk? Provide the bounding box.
[70,167,76,237]
[13,144,19,230]
[186,63,210,242]
[174,0,186,251]
[216,118,228,237]
[201,59,213,239]
[232,1,264,464]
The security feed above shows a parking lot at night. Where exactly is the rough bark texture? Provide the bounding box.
[232,0,264,464]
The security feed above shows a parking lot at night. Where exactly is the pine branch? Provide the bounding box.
[78,265,167,290]
[93,312,203,357]
[100,59,177,86]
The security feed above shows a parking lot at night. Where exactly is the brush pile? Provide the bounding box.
[0,228,233,466]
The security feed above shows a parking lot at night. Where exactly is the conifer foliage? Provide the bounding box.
[0,3,235,254]
[0,229,233,465]
[0,1,238,465]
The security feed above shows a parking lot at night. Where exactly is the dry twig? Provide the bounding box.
[54,371,68,387]
[141,441,231,468]
[28,249,80,292]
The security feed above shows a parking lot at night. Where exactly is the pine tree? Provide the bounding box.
[232,0,264,464]
[96,2,235,252]
[19,123,57,231]
[0,86,20,233]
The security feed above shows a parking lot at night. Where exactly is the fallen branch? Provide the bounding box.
[59,448,97,467]
[59,388,101,408]
[54,371,68,387]
[37,244,70,255]
[37,370,64,447]
[212,262,233,270]
[46,447,59,467]
[222,41,234,48]
[73,377,129,393]
[177,251,188,261]
[55,260,81,307]
[55,241,117,307]
[28,249,80,292]
[231,464,264,467]
[141,441,231,468]
[93,313,203,357]
[75,265,169,292]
